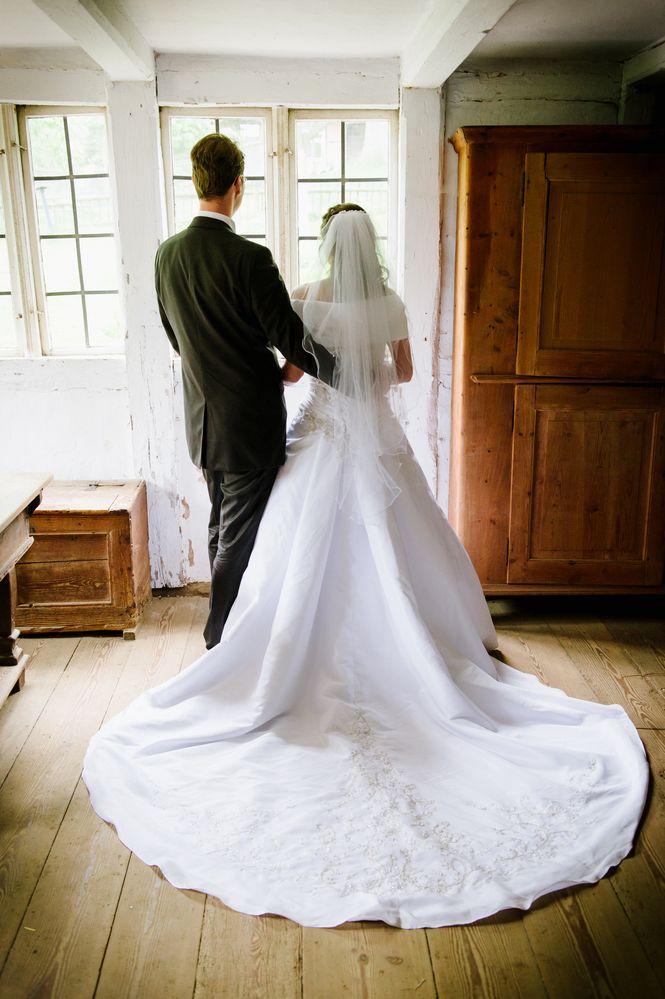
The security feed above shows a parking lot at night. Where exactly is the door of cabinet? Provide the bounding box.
[507,384,665,585]
[517,152,665,380]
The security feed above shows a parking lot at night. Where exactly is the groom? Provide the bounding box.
[155,133,337,649]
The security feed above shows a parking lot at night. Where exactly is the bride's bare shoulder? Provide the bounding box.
[291,279,332,302]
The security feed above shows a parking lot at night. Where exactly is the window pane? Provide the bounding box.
[217,117,265,176]
[344,181,389,238]
[41,237,80,292]
[80,236,118,290]
[46,295,85,351]
[74,177,113,233]
[298,181,341,237]
[235,179,265,236]
[344,120,389,179]
[86,293,123,347]
[169,115,268,240]
[174,178,198,231]
[296,121,341,179]
[294,115,393,285]
[67,114,108,174]
[171,117,215,176]
[26,110,119,353]
[0,296,15,351]
[298,240,323,284]
[34,179,74,235]
[27,116,68,176]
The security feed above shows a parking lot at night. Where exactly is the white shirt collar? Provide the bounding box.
[195,210,236,231]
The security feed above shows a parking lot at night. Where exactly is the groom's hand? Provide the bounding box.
[282,360,304,383]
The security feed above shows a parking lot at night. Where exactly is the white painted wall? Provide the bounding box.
[0,357,133,478]
[397,87,443,485]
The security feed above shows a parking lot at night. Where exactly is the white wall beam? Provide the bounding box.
[397,88,442,489]
[622,37,665,88]
[157,54,399,107]
[106,80,184,587]
[30,0,154,80]
[0,48,106,103]
[401,0,518,88]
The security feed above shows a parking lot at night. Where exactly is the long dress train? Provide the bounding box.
[82,376,649,930]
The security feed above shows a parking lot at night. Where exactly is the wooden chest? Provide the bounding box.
[15,480,151,639]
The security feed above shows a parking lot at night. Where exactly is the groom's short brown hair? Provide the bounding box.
[191,133,245,199]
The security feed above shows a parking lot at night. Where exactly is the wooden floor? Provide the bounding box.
[0,594,663,999]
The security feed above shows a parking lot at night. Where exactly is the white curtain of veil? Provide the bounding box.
[291,209,410,523]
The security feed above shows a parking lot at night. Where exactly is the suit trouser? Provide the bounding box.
[202,466,279,649]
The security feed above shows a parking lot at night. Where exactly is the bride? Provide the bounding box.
[83,204,649,930]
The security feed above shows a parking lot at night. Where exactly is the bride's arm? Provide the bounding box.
[391,339,413,383]
[281,284,310,383]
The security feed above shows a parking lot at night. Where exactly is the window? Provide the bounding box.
[19,108,122,354]
[160,107,398,292]
[161,109,272,246]
[290,111,396,285]
[0,105,121,357]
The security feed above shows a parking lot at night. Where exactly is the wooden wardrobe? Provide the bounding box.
[448,125,665,595]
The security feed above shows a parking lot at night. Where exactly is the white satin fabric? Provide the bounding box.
[83,377,649,929]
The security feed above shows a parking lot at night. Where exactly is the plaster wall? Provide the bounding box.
[0,358,133,478]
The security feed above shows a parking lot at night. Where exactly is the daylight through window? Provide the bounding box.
[165,113,268,244]
[22,110,122,354]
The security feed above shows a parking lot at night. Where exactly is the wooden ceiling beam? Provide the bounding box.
[622,37,665,87]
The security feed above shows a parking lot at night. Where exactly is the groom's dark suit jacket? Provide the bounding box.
[154,216,336,471]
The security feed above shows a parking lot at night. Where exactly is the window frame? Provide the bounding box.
[0,104,38,357]
[159,105,276,253]
[17,103,122,357]
[287,108,399,291]
[158,106,399,294]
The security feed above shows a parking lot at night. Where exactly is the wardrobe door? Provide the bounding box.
[517,152,665,380]
[507,384,665,586]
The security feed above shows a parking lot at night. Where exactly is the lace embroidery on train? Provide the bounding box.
[290,381,345,446]
[144,706,600,899]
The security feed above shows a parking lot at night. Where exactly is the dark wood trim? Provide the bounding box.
[471,374,665,385]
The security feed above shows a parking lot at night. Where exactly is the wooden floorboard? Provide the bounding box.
[0,636,79,785]
[0,594,662,998]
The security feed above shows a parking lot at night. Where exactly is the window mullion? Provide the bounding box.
[62,116,89,349]
[269,106,284,274]
[1,105,40,356]
[286,109,298,292]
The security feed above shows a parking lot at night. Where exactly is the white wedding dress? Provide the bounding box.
[83,374,649,930]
